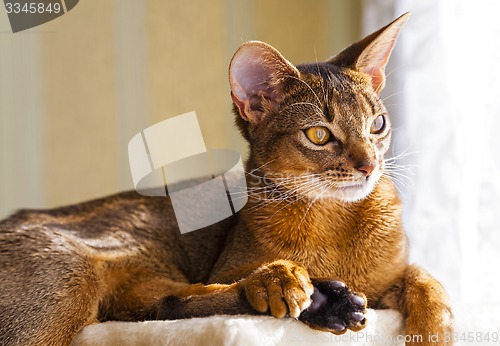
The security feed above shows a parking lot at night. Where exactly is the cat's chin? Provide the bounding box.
[330,182,376,203]
[308,175,380,203]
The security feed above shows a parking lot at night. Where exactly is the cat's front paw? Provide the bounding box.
[299,278,367,334]
[239,260,314,318]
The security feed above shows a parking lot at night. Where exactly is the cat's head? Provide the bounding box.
[229,13,409,203]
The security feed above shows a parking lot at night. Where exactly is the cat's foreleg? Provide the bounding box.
[156,260,367,335]
[155,260,312,320]
[381,264,453,345]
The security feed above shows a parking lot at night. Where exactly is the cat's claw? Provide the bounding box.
[299,279,367,334]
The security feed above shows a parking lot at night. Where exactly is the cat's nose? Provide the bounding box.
[356,161,376,177]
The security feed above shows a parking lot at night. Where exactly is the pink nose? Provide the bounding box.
[356,163,376,176]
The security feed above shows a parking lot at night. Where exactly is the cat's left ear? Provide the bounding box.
[229,41,300,124]
[329,12,410,94]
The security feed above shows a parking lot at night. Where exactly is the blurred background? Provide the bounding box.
[1,0,499,312]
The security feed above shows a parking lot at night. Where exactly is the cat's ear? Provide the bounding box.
[229,41,300,124]
[329,12,410,94]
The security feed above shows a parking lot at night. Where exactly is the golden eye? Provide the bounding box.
[305,126,331,145]
[370,115,386,134]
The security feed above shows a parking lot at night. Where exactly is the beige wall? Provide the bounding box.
[0,0,361,218]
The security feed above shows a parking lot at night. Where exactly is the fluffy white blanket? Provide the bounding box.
[73,309,404,346]
[73,305,491,346]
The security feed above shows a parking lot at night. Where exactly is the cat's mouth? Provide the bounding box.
[311,170,382,203]
[333,175,380,202]
[335,183,366,192]
[249,168,381,203]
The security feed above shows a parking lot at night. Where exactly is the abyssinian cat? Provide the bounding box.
[0,13,452,345]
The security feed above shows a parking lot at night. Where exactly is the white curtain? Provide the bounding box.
[363,0,500,305]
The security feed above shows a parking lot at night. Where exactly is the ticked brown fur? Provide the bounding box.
[0,13,452,345]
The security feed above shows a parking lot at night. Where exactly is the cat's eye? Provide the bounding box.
[305,126,331,145]
[370,115,386,134]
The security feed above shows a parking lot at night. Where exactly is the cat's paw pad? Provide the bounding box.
[239,260,314,319]
[299,279,367,334]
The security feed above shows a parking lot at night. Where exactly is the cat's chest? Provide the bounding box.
[270,219,379,273]
[249,201,407,296]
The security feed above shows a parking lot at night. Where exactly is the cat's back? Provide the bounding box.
[0,190,236,283]
[0,191,175,270]
[0,190,174,242]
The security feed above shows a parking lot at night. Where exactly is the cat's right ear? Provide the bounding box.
[229,41,300,124]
